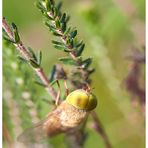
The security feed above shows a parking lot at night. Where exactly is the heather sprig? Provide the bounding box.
[36,0,94,73]
[2,18,59,102]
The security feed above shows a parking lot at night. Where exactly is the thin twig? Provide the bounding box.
[3,123,13,148]
[91,111,112,148]
[2,18,59,102]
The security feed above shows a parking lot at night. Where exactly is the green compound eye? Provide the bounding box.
[66,89,97,111]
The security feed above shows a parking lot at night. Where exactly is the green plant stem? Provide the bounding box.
[2,18,59,102]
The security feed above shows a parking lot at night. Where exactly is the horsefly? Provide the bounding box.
[17,88,97,143]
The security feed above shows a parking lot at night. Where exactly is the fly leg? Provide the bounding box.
[55,80,61,106]
[63,79,69,96]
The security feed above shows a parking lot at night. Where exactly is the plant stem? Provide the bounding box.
[2,18,59,102]
[91,111,112,148]
[3,123,13,148]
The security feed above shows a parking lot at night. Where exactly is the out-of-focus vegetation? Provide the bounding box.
[3,0,145,148]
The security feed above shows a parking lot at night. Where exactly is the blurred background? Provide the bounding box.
[3,0,145,148]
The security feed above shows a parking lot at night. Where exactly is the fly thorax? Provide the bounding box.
[59,102,88,128]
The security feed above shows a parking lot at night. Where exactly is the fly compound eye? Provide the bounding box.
[85,93,97,111]
[66,89,97,111]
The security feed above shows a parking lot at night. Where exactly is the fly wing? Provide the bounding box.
[17,110,63,144]
[17,118,49,144]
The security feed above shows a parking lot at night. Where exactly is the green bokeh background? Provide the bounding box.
[3,0,145,148]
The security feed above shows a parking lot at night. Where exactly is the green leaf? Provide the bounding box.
[75,40,83,48]
[53,7,58,18]
[61,22,66,32]
[17,56,27,64]
[54,45,66,51]
[35,80,46,87]
[87,68,95,74]
[45,22,56,31]
[66,38,71,45]
[52,40,64,46]
[59,57,77,65]
[11,23,20,43]
[49,0,55,5]
[81,58,92,69]
[30,59,40,68]
[49,65,56,82]
[53,32,62,36]
[64,27,71,35]
[36,1,46,12]
[60,13,66,23]
[37,51,42,65]
[36,3,43,11]
[50,79,58,86]
[66,38,73,48]
[76,43,85,56]
[45,0,51,11]
[28,47,37,62]
[64,49,73,52]
[55,19,61,28]
[70,30,77,38]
